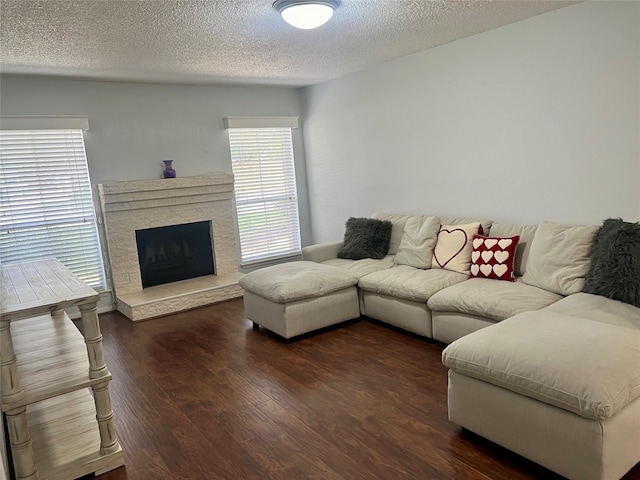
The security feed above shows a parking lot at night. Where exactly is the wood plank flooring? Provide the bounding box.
[85,299,640,480]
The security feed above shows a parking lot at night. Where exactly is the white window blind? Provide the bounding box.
[0,129,106,289]
[228,127,301,266]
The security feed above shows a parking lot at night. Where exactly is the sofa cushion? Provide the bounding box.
[487,223,538,277]
[469,235,519,281]
[239,261,358,303]
[439,215,493,237]
[522,221,599,296]
[442,312,640,420]
[427,278,562,321]
[358,265,467,303]
[372,213,417,255]
[371,213,493,257]
[432,223,481,274]
[583,218,640,307]
[322,255,395,279]
[338,217,392,260]
[394,215,440,269]
[543,292,640,330]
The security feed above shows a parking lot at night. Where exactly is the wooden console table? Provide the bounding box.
[0,259,124,479]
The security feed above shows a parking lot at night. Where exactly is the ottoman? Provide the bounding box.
[239,261,361,339]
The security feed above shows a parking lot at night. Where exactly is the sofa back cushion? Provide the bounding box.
[394,215,441,269]
[522,221,599,296]
[372,213,415,255]
[488,223,538,277]
[372,213,493,257]
[439,215,493,237]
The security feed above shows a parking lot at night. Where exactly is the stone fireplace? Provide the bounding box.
[97,173,243,321]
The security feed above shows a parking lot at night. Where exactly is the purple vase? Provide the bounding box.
[163,160,176,178]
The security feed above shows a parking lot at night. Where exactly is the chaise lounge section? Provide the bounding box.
[442,294,640,480]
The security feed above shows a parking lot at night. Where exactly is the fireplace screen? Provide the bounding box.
[135,221,215,288]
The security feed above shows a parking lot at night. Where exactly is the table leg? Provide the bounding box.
[91,381,121,455]
[5,406,38,480]
[1,320,24,406]
[79,303,109,380]
[79,303,121,455]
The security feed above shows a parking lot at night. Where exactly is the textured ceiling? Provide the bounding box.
[0,0,580,87]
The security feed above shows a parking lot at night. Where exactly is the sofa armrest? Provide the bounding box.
[302,241,343,263]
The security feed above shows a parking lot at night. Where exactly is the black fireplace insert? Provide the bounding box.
[135,221,215,288]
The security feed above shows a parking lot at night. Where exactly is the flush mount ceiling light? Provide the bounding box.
[273,0,340,30]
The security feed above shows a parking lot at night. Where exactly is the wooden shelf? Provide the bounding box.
[3,311,111,411]
[28,389,124,480]
[0,259,99,322]
[1,258,124,479]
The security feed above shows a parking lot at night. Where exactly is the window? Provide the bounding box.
[226,117,301,266]
[0,124,106,289]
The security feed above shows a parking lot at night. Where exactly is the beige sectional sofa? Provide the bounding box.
[302,213,572,343]
[299,212,640,480]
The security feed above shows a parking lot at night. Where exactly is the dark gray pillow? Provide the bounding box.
[338,217,393,260]
[583,218,640,307]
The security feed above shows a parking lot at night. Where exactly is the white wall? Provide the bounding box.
[0,76,313,270]
[301,1,640,242]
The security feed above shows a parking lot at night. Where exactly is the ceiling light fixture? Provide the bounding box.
[273,0,340,30]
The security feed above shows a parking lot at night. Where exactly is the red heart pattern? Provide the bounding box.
[469,234,520,282]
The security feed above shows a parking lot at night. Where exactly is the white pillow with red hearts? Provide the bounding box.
[469,234,520,281]
[432,223,481,274]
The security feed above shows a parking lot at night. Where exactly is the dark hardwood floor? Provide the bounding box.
[86,299,640,480]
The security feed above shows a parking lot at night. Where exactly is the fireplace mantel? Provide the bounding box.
[98,173,243,321]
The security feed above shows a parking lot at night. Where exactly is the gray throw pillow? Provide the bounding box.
[583,218,640,307]
[338,217,392,260]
